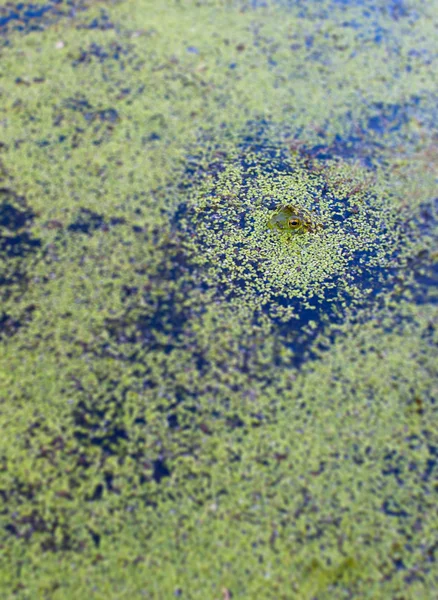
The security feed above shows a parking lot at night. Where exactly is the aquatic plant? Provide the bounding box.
[0,1,437,599]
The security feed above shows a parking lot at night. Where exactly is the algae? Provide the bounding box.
[0,0,437,598]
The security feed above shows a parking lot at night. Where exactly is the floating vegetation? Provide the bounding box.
[0,0,437,598]
[171,135,426,371]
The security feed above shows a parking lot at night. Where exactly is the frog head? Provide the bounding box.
[268,204,315,235]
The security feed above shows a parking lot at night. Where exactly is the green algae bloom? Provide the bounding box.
[0,0,437,599]
[268,204,318,235]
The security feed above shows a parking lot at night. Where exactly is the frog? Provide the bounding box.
[268,204,318,235]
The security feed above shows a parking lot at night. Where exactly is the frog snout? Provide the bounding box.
[269,214,287,229]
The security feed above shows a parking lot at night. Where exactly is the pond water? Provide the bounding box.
[0,1,437,598]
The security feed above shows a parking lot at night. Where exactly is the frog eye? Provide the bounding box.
[288,218,301,228]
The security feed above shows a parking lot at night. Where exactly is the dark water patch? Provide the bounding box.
[246,0,416,21]
[0,187,41,338]
[76,8,115,31]
[48,95,122,149]
[0,1,115,38]
[407,258,438,306]
[167,413,179,429]
[366,102,411,134]
[0,188,40,276]
[85,233,200,363]
[382,449,406,486]
[87,527,101,548]
[69,39,149,90]
[83,108,120,124]
[72,41,129,67]
[0,304,36,338]
[304,99,420,167]
[153,459,171,483]
[400,197,438,305]
[67,208,125,234]
[60,371,177,522]
[382,499,409,518]
[274,252,404,367]
[0,2,55,34]
[63,100,120,125]
[103,288,191,355]
[247,0,416,77]
[15,76,46,86]
[422,449,437,483]
[0,187,40,258]
[183,100,420,186]
[62,96,93,114]
[181,134,325,192]
[71,379,130,455]
[0,1,72,37]
[4,508,83,552]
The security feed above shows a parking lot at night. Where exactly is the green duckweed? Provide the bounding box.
[0,1,437,599]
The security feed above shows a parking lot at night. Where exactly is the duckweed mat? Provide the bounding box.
[0,0,437,598]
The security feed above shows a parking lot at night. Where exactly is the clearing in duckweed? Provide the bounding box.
[0,0,437,598]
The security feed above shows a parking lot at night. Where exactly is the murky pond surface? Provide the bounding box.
[0,1,437,598]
